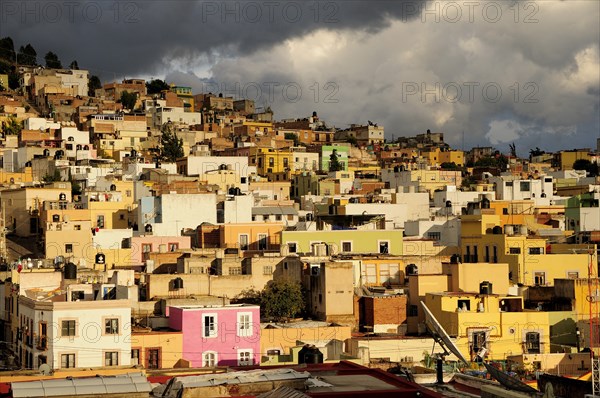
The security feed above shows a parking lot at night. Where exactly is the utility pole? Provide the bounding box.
[0,202,6,265]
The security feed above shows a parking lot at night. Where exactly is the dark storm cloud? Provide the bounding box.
[0,0,427,79]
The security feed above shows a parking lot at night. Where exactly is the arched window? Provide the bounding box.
[203,351,217,367]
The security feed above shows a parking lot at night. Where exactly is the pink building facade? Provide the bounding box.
[168,304,260,367]
[130,235,191,264]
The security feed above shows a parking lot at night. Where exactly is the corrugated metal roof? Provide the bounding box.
[257,386,310,398]
[11,372,151,397]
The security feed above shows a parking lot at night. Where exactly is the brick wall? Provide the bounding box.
[361,295,408,327]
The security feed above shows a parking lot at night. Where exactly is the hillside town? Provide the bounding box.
[1,48,600,397]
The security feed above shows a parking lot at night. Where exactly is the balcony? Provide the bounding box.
[36,336,48,351]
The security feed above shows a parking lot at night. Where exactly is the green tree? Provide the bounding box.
[260,279,305,322]
[155,122,184,162]
[44,51,62,69]
[69,60,79,70]
[21,44,37,65]
[88,75,102,96]
[146,79,170,95]
[573,159,599,177]
[120,90,137,110]
[0,37,15,61]
[1,116,21,135]
[440,162,459,170]
[42,168,62,182]
[529,147,545,161]
[284,132,300,146]
[329,149,343,172]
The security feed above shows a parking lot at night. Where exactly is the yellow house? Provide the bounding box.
[555,150,591,170]
[0,167,34,184]
[460,214,595,286]
[131,330,184,369]
[422,148,464,167]
[249,147,293,176]
[260,322,352,365]
[424,292,574,361]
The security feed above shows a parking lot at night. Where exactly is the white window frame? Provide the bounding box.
[238,234,249,250]
[237,349,254,366]
[258,234,268,250]
[202,313,218,338]
[237,312,253,337]
[203,351,218,367]
[533,271,546,286]
[378,240,390,254]
[341,240,353,253]
[287,241,298,253]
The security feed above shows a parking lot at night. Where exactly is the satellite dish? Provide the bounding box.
[420,301,469,365]
[483,362,538,394]
[39,363,52,375]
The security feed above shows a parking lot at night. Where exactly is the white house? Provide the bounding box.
[17,297,131,370]
[183,155,252,192]
[139,193,217,236]
[489,175,553,204]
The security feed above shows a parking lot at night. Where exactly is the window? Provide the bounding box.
[458,300,471,311]
[74,224,81,231]
[342,241,352,252]
[258,234,268,250]
[61,353,75,368]
[65,244,73,253]
[239,234,249,250]
[378,241,389,254]
[62,320,76,337]
[275,214,282,221]
[408,305,418,316]
[427,232,441,241]
[71,291,84,301]
[567,271,579,279]
[288,242,297,253]
[131,349,140,366]
[267,349,281,356]
[269,157,274,167]
[105,351,119,366]
[229,267,242,275]
[126,190,132,197]
[105,318,119,334]
[168,243,179,252]
[237,313,252,337]
[470,330,488,360]
[525,332,541,354]
[146,348,160,369]
[283,158,289,168]
[97,215,105,229]
[142,243,152,261]
[509,247,521,254]
[529,247,543,255]
[263,266,272,275]
[203,351,217,367]
[203,314,217,338]
[534,272,546,286]
[520,181,531,192]
[238,349,253,366]
[485,246,490,262]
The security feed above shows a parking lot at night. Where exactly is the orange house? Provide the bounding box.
[197,223,284,252]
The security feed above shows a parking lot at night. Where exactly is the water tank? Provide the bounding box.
[405,264,418,276]
[504,225,514,236]
[519,225,528,236]
[480,281,493,295]
[481,197,490,209]
[492,226,503,234]
[64,262,77,280]
[298,345,323,364]
[173,277,184,289]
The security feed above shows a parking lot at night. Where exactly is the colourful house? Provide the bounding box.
[168,304,260,367]
[281,230,404,256]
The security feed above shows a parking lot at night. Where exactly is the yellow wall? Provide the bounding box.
[443,262,509,295]
[0,167,34,184]
[130,331,184,369]
[260,325,351,363]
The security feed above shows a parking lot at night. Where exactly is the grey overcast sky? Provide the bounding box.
[1,0,598,155]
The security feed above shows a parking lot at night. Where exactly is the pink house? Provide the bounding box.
[130,235,191,264]
[168,304,260,367]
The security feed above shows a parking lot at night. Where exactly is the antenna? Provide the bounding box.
[420,301,469,365]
